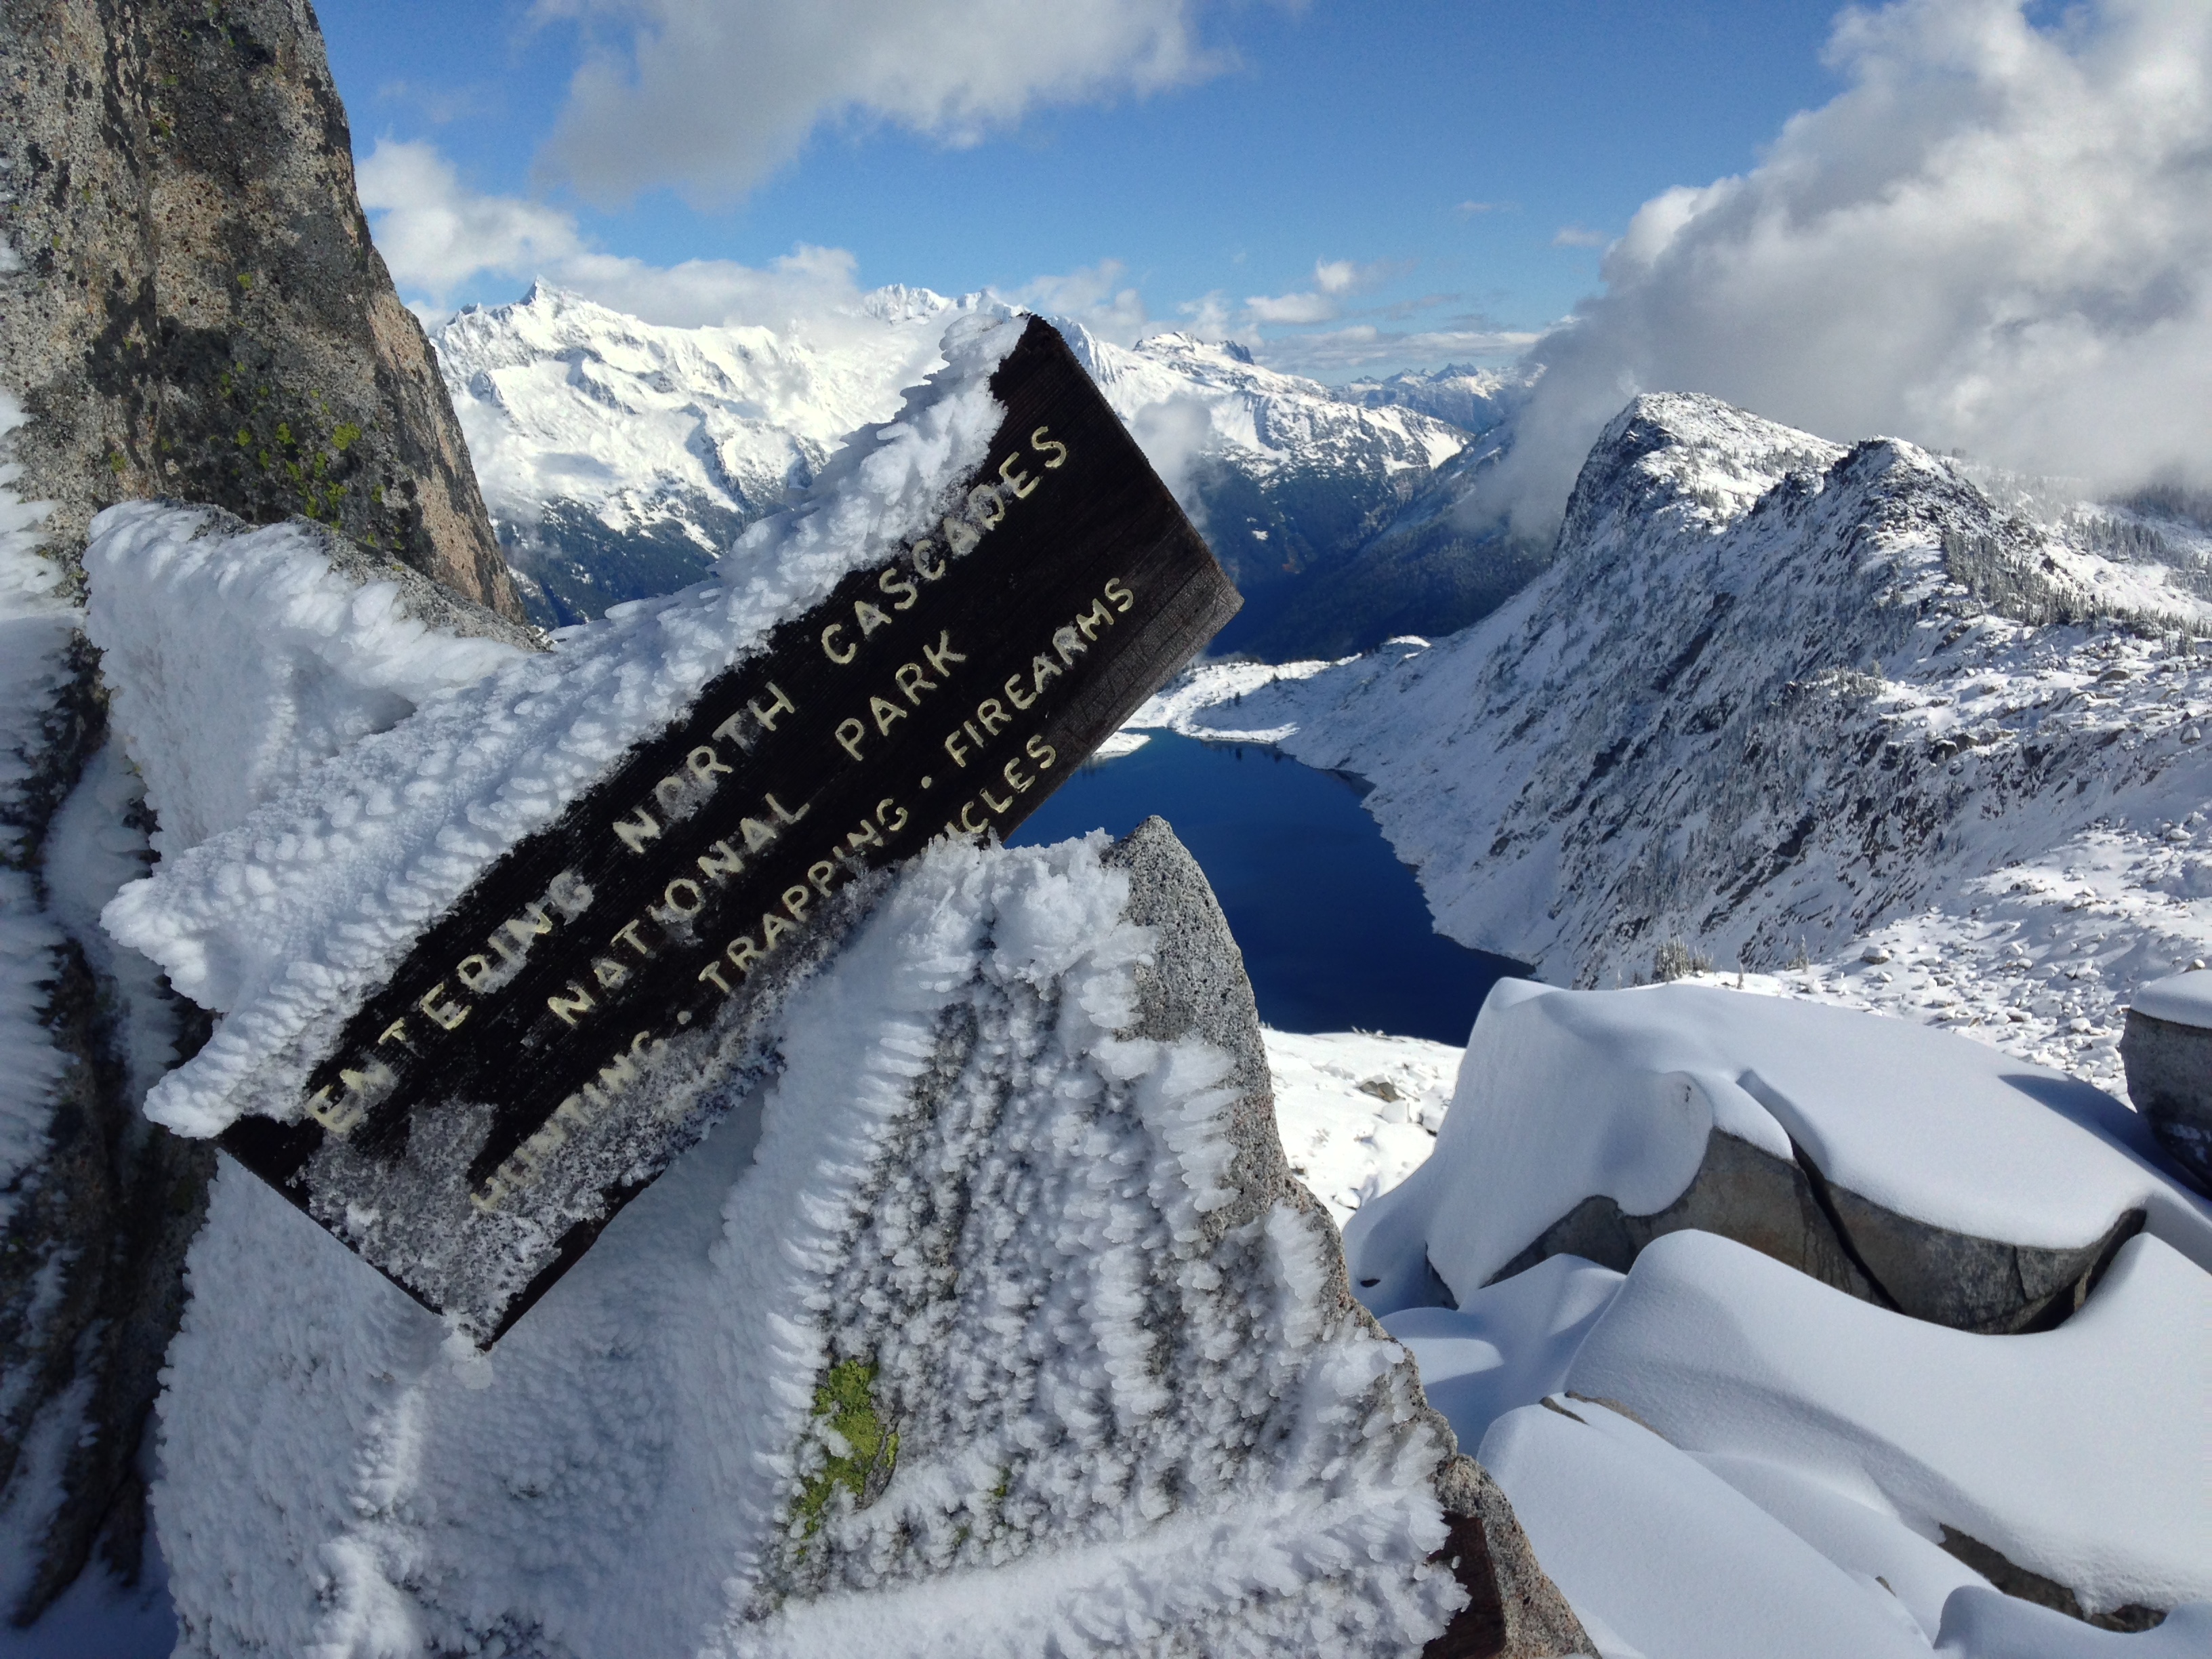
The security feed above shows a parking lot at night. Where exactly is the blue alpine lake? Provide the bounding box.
[1009,731,1522,1044]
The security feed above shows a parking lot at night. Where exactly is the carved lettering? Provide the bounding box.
[419,983,468,1031]
[924,632,966,676]
[613,805,661,855]
[548,982,596,1027]
[749,682,796,733]
[878,566,919,610]
[239,314,1240,1338]
[696,839,745,884]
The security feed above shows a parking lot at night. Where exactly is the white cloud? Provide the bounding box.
[1245,290,1342,326]
[358,141,586,301]
[1176,291,1237,339]
[1312,259,1364,295]
[1481,0,2212,537]
[1006,260,1152,345]
[1455,200,1512,217]
[1241,258,1401,328]
[1549,225,1607,249]
[534,0,1238,206]
[358,144,1521,384]
[358,138,887,333]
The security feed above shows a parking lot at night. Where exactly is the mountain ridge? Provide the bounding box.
[1164,390,2212,1099]
[429,286,1535,651]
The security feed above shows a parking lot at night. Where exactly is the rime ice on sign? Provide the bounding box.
[108,314,1240,1343]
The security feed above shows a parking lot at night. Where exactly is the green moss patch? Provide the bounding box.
[792,1359,898,1539]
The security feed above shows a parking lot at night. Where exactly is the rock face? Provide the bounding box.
[2120,971,2212,1195]
[0,0,514,610]
[2119,1011,2212,1195]
[0,0,520,1620]
[148,817,1589,1658]
[1107,821,1590,1659]
[1491,1124,2148,1334]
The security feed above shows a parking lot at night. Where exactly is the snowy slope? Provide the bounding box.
[1170,392,2212,1099]
[431,283,975,622]
[430,291,1491,654]
[1054,323,1477,655]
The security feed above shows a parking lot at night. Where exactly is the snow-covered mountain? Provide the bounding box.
[1148,392,2212,1099]
[1342,363,1535,434]
[430,282,972,623]
[430,287,1517,654]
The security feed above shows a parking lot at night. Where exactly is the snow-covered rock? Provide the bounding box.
[2118,969,2212,1193]
[431,290,1502,657]
[2129,968,2212,1027]
[85,504,536,855]
[1181,392,2212,1102]
[1479,1397,1938,1659]
[1380,1256,1625,1453]
[1367,979,2211,1654]
[1348,981,2212,1328]
[1564,1228,2210,1621]
[151,823,1554,1658]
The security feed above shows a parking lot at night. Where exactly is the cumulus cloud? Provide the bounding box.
[1007,260,1153,345]
[535,0,1237,206]
[1241,258,1404,328]
[1481,0,2212,537]
[359,140,586,301]
[359,138,890,334]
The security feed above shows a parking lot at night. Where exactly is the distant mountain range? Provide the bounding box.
[429,285,1540,656]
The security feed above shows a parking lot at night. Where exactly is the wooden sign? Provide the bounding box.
[220,316,1241,1342]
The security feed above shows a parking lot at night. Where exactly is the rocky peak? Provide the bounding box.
[0,0,515,612]
[0,0,527,1622]
[1193,388,2212,1084]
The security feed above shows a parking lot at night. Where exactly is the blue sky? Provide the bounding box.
[320,1,1849,377]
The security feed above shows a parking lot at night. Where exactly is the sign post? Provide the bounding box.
[218,316,1241,1341]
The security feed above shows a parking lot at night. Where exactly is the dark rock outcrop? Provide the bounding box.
[1939,1527,2167,1633]
[0,0,514,610]
[2119,1008,2212,1195]
[0,0,520,1622]
[1491,1124,2144,1334]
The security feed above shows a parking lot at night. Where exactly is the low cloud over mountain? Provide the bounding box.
[1479,0,2212,538]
